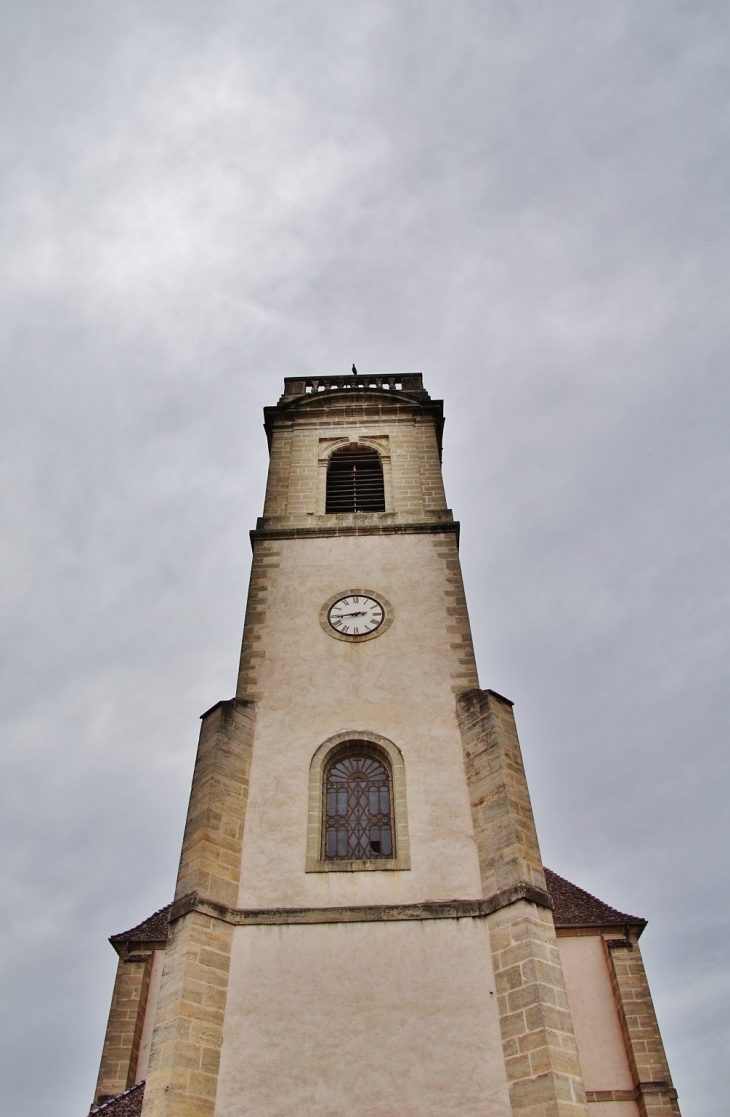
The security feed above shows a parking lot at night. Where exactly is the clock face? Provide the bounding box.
[327,594,385,637]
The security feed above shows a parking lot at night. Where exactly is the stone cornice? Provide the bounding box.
[586,1083,679,1104]
[250,519,460,546]
[168,883,553,929]
[263,381,444,455]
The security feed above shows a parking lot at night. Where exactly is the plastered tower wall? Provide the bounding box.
[139,374,593,1117]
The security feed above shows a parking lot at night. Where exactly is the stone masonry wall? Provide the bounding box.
[262,425,292,515]
[93,951,153,1106]
[457,689,589,1117]
[261,393,447,521]
[604,937,681,1116]
[140,699,256,1117]
[173,699,256,907]
[140,912,234,1117]
[433,532,479,693]
[236,542,280,701]
[456,689,546,897]
[416,416,448,511]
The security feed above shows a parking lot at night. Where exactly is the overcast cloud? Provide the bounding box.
[1,3,728,1114]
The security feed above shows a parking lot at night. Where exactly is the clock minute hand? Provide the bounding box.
[338,610,367,617]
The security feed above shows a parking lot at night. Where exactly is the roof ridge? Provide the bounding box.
[544,867,646,927]
[110,903,173,943]
[88,1081,145,1115]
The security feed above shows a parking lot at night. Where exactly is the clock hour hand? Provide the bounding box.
[336,610,367,617]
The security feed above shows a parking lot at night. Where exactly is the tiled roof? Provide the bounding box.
[89,1082,144,1117]
[110,904,172,945]
[545,868,646,929]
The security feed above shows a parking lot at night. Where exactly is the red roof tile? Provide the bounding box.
[89,1082,144,1117]
[109,905,172,945]
[545,868,646,929]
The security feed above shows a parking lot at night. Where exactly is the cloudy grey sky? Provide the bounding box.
[1,2,728,1113]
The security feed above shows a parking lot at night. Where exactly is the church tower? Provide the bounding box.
[90,374,680,1117]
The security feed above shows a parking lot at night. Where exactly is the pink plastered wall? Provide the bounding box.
[558,934,639,1116]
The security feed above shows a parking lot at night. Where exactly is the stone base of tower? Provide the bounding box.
[487,900,588,1117]
[92,867,680,1117]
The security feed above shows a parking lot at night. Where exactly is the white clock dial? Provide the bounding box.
[328,595,384,637]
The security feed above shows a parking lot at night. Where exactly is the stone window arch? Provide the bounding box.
[325,445,386,513]
[316,437,393,515]
[305,731,410,872]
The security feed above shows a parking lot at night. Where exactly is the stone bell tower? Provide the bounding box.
[90,373,680,1117]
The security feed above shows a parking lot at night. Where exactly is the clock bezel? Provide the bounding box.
[320,588,394,643]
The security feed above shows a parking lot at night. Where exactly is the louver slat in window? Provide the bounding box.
[325,447,385,513]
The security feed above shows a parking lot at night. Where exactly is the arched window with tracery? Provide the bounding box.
[325,445,385,513]
[323,744,393,860]
[306,730,409,872]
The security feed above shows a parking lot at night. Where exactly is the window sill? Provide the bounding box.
[305,857,410,873]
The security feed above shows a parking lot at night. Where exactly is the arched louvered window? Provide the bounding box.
[325,445,385,513]
[324,745,393,860]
